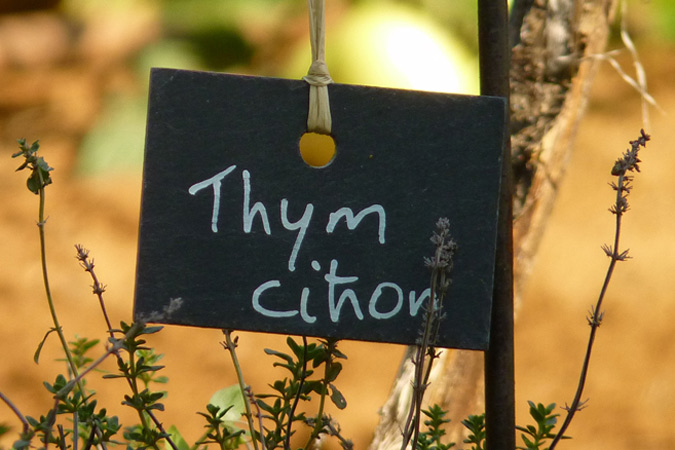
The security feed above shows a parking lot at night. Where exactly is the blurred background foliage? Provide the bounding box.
[4,0,671,175]
[50,0,483,174]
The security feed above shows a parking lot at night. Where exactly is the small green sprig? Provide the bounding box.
[23,411,57,449]
[12,139,53,195]
[103,322,171,450]
[12,139,79,379]
[415,405,454,450]
[253,337,348,450]
[197,404,245,450]
[5,138,185,450]
[8,138,103,450]
[73,402,121,447]
[516,402,568,450]
[67,337,101,372]
[461,414,485,450]
[303,338,348,449]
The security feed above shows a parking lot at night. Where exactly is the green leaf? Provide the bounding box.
[36,157,52,172]
[102,373,126,379]
[325,362,342,382]
[330,346,348,360]
[329,384,346,410]
[304,380,325,396]
[520,434,535,449]
[255,399,275,414]
[311,350,329,367]
[545,415,558,427]
[286,337,303,359]
[26,175,40,195]
[13,138,26,154]
[34,327,59,363]
[529,405,544,422]
[263,348,294,365]
[146,402,165,411]
[139,325,164,335]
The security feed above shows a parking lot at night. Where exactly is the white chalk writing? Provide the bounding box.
[189,166,427,325]
[327,205,386,244]
[187,165,237,232]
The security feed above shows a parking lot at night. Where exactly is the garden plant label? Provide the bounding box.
[134,68,505,349]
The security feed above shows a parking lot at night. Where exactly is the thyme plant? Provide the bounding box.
[0,130,650,450]
[548,129,650,449]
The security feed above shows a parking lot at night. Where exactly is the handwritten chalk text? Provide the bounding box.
[189,166,427,323]
[189,166,386,271]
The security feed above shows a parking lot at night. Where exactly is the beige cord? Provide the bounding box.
[303,0,333,135]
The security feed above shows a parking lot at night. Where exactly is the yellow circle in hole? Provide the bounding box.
[299,132,336,167]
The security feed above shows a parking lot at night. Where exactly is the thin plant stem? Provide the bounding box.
[55,335,126,399]
[304,345,330,450]
[286,336,308,450]
[37,185,83,392]
[75,244,113,333]
[222,330,260,450]
[147,411,178,450]
[400,267,439,450]
[83,425,97,450]
[126,349,155,449]
[549,130,649,450]
[57,425,67,450]
[73,408,79,450]
[34,168,88,450]
[73,249,178,450]
[400,219,456,450]
[401,309,432,450]
[0,390,30,435]
[14,142,176,450]
[115,344,178,450]
[44,396,60,450]
[549,181,621,449]
[323,420,353,450]
[115,331,178,450]
[246,387,267,450]
[106,323,176,450]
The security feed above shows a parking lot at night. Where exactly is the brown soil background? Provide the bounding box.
[1,7,674,450]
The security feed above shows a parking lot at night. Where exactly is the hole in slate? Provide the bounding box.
[299,132,336,168]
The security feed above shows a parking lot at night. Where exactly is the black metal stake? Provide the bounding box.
[478,1,515,450]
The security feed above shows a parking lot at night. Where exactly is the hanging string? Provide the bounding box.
[303,0,333,135]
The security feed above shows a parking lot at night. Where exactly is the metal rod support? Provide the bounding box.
[478,1,515,449]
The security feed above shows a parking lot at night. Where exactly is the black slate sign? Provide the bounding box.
[134,68,505,350]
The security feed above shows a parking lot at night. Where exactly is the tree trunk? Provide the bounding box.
[368,1,618,448]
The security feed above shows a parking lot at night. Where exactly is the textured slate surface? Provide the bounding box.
[134,68,505,350]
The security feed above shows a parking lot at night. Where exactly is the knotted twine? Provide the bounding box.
[303,0,333,135]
